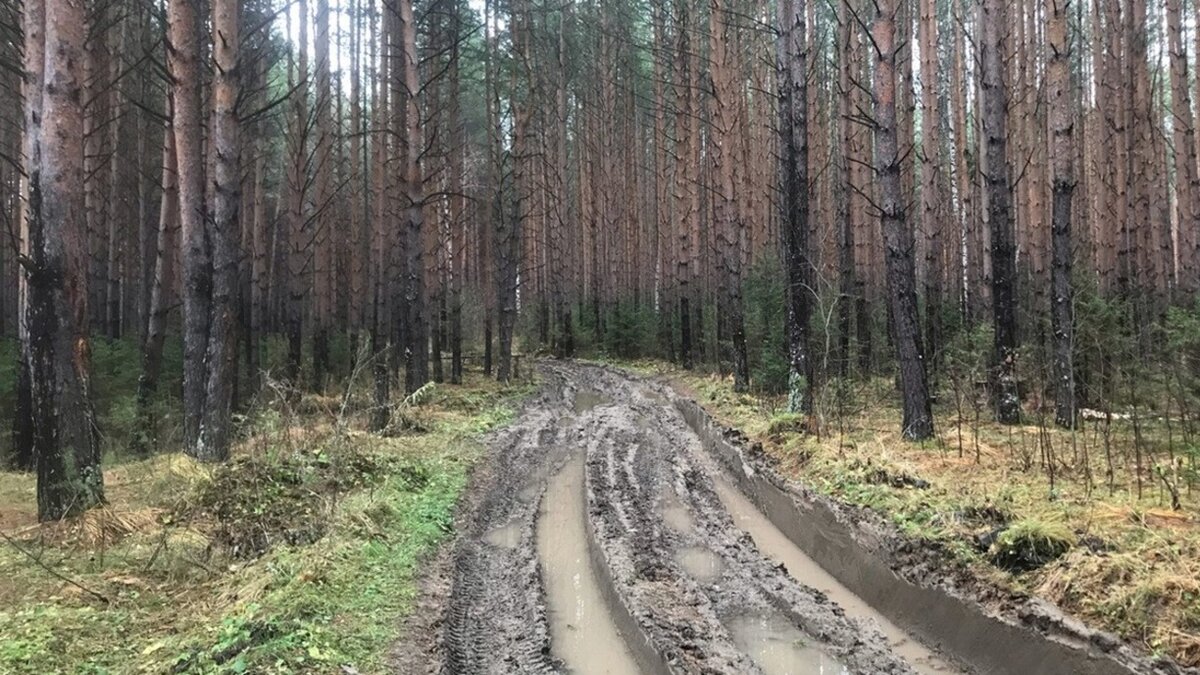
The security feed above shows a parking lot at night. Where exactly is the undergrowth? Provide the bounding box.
[0,371,530,674]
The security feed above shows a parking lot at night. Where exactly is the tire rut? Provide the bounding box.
[424,362,931,674]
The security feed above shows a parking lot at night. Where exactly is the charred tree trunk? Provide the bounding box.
[1047,0,1075,429]
[982,0,1021,424]
[874,0,934,441]
[778,0,812,413]
[25,0,106,519]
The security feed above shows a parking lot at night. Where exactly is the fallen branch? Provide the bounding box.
[0,527,111,605]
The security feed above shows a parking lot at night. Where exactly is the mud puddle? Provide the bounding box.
[536,454,639,674]
[573,390,611,414]
[709,473,958,674]
[660,494,695,533]
[483,521,522,549]
[729,612,849,675]
[674,546,724,584]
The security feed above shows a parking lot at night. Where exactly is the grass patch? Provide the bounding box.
[0,372,531,674]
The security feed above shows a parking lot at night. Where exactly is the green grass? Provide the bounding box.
[0,372,530,674]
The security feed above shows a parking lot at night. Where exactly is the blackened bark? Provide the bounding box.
[26,0,106,519]
[874,0,934,441]
[1047,0,1076,429]
[778,0,813,413]
[982,0,1021,424]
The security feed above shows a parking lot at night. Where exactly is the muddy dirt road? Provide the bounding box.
[392,363,1173,675]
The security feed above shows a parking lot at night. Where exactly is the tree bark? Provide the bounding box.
[25,0,106,519]
[982,0,1021,424]
[874,0,934,441]
[198,0,241,461]
[168,0,212,452]
[778,0,812,413]
[710,0,750,392]
[1047,0,1075,429]
[397,0,428,392]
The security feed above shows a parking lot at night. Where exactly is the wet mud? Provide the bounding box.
[393,362,1191,675]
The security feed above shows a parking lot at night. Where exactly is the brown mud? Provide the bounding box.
[392,362,1194,674]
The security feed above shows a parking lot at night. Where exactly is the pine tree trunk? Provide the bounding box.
[198,0,241,461]
[710,0,750,393]
[312,0,333,392]
[397,0,428,392]
[874,0,934,441]
[168,0,212,451]
[25,0,106,519]
[1048,0,1075,429]
[778,0,812,413]
[982,0,1021,424]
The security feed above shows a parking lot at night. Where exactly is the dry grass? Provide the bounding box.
[657,364,1200,667]
[0,371,530,673]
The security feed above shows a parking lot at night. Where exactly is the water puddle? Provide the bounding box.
[675,546,724,584]
[729,612,848,675]
[484,521,522,549]
[573,390,611,414]
[710,474,960,674]
[536,455,640,674]
[660,494,696,533]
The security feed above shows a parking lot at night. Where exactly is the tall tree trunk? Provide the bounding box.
[168,0,212,452]
[779,0,812,413]
[674,0,694,370]
[1168,0,1199,294]
[25,0,105,519]
[198,0,241,461]
[285,0,310,386]
[1048,0,1075,429]
[370,6,391,431]
[836,0,857,377]
[312,0,333,391]
[982,0,1021,424]
[398,0,428,392]
[918,0,945,372]
[874,0,934,441]
[710,0,750,392]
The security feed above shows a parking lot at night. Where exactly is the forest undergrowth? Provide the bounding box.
[0,338,531,674]
[618,356,1200,666]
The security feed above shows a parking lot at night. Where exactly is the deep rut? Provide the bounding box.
[416,362,954,674]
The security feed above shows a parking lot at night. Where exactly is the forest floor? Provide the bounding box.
[622,359,1200,668]
[0,364,532,674]
[393,359,1189,674]
[2,353,1198,673]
